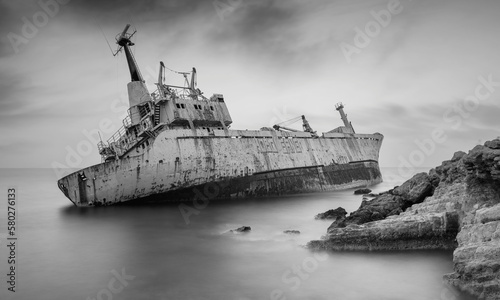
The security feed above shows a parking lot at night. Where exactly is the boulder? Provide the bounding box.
[485,139,500,149]
[327,176,436,230]
[315,207,347,221]
[354,188,372,195]
[328,194,405,229]
[451,151,466,162]
[283,230,300,235]
[392,172,434,206]
[463,142,500,181]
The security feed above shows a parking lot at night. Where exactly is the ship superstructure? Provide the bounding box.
[58,25,384,207]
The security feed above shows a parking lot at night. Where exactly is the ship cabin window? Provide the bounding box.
[176,104,181,108]
[181,104,185,109]
[210,106,214,111]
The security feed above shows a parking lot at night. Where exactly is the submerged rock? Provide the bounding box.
[231,226,251,233]
[354,188,372,195]
[309,138,500,300]
[283,230,300,235]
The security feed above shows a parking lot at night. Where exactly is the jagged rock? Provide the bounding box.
[309,212,459,251]
[392,172,434,205]
[388,207,403,216]
[231,226,251,233]
[283,230,300,235]
[451,151,467,162]
[354,188,372,195]
[430,151,468,185]
[463,141,500,181]
[315,207,347,220]
[485,139,500,149]
[309,138,500,300]
[332,194,404,228]
[327,172,434,230]
[445,205,500,300]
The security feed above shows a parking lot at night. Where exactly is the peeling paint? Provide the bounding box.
[58,129,383,207]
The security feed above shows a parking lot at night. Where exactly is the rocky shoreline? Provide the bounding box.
[308,139,500,300]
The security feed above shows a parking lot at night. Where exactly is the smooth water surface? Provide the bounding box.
[0,168,475,300]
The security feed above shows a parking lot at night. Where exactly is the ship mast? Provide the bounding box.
[335,102,355,133]
[114,24,152,125]
[116,24,144,82]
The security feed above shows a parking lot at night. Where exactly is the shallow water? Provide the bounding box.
[0,168,476,300]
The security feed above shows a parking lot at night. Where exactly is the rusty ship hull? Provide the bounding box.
[58,129,383,207]
[57,24,384,207]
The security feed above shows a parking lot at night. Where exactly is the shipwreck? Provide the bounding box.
[57,24,384,207]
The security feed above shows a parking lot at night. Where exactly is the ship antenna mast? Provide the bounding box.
[335,102,355,133]
[114,24,144,82]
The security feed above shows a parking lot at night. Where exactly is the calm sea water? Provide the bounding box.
[0,168,476,300]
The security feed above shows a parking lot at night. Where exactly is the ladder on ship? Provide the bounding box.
[154,104,161,126]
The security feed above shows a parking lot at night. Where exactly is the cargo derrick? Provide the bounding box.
[273,115,318,137]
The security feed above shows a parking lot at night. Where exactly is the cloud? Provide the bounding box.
[1,0,500,169]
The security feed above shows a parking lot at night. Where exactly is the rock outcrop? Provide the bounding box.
[309,211,459,251]
[325,172,437,230]
[309,139,500,300]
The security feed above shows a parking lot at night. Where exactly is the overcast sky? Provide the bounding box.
[1,0,499,175]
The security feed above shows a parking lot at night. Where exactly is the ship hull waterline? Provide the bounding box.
[57,129,384,207]
[59,161,382,207]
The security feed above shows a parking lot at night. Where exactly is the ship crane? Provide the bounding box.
[273,115,318,137]
[156,62,205,100]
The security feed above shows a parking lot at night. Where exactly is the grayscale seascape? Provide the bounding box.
[1,1,499,299]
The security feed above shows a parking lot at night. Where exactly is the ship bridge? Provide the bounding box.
[97,25,232,162]
[151,63,232,130]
